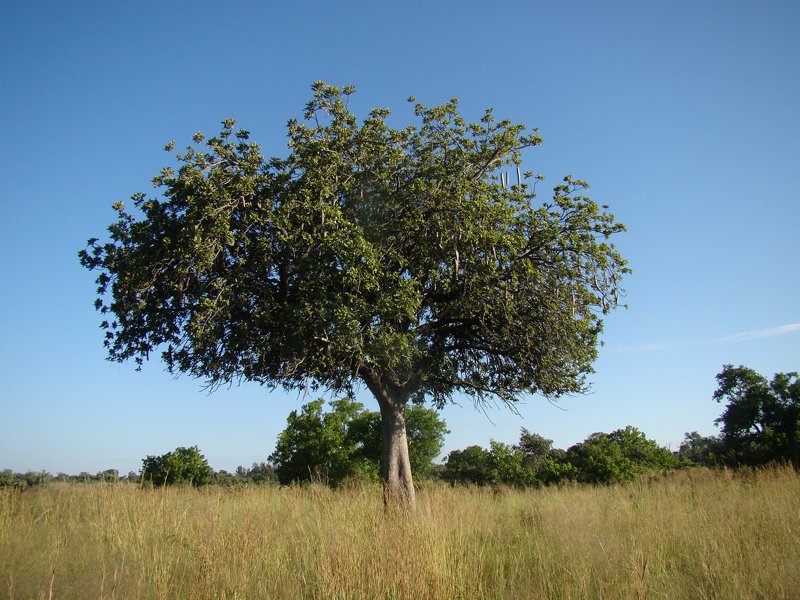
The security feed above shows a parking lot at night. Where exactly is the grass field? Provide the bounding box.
[2,466,798,599]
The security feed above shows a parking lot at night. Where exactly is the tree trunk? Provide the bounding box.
[362,372,417,511]
[377,397,417,512]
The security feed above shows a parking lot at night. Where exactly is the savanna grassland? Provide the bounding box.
[2,467,798,599]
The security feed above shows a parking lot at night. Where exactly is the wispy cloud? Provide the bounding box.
[614,322,800,353]
[712,323,800,344]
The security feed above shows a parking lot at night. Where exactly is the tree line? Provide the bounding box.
[442,364,798,485]
[4,364,796,490]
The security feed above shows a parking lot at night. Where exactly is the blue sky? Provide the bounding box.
[1,1,798,475]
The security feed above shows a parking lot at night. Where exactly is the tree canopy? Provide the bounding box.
[713,365,800,467]
[141,445,212,487]
[560,426,677,484]
[80,82,628,507]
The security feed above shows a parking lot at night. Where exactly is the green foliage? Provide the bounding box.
[515,428,554,467]
[676,431,725,467]
[0,469,54,489]
[245,462,277,484]
[444,426,676,487]
[347,404,450,478]
[442,437,539,487]
[269,398,365,485]
[214,463,277,487]
[141,446,212,487]
[97,469,119,482]
[405,406,451,476]
[79,81,628,410]
[488,440,537,487]
[269,398,448,486]
[442,445,494,485]
[537,458,581,485]
[561,426,677,484]
[713,365,800,467]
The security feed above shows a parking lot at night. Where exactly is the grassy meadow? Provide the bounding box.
[2,466,799,599]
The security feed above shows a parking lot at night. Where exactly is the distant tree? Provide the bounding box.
[270,398,447,485]
[444,430,570,487]
[443,445,494,485]
[515,428,556,469]
[141,446,212,486]
[0,469,18,488]
[20,471,53,487]
[515,428,553,458]
[269,398,364,485]
[676,431,725,466]
[212,464,277,487]
[0,470,52,488]
[512,428,578,485]
[562,426,676,484]
[713,365,800,467]
[488,441,537,487]
[349,405,449,479]
[97,468,119,482]
[537,456,580,485]
[213,470,237,486]
[247,462,277,484]
[80,82,628,509]
[443,427,677,487]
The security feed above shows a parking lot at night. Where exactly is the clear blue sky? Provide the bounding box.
[1,1,798,475]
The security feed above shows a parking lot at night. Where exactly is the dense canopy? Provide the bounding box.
[81,83,627,406]
[80,82,628,506]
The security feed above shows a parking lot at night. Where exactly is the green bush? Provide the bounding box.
[141,446,212,487]
[561,426,677,484]
[269,398,448,486]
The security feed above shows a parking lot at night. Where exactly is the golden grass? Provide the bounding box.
[2,466,799,599]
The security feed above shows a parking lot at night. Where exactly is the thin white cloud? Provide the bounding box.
[712,323,800,344]
[614,322,800,353]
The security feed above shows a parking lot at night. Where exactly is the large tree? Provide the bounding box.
[80,82,628,509]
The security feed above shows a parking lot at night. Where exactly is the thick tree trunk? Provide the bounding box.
[362,372,417,511]
[377,397,416,512]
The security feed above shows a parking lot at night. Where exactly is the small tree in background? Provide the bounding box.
[247,462,277,484]
[269,398,363,485]
[488,441,537,487]
[515,428,555,468]
[443,445,494,485]
[141,446,212,486]
[348,404,449,480]
[269,398,447,486]
[0,470,19,488]
[676,431,725,466]
[0,470,54,489]
[562,426,676,484]
[214,463,277,486]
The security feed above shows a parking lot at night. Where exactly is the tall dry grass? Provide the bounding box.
[2,466,798,599]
